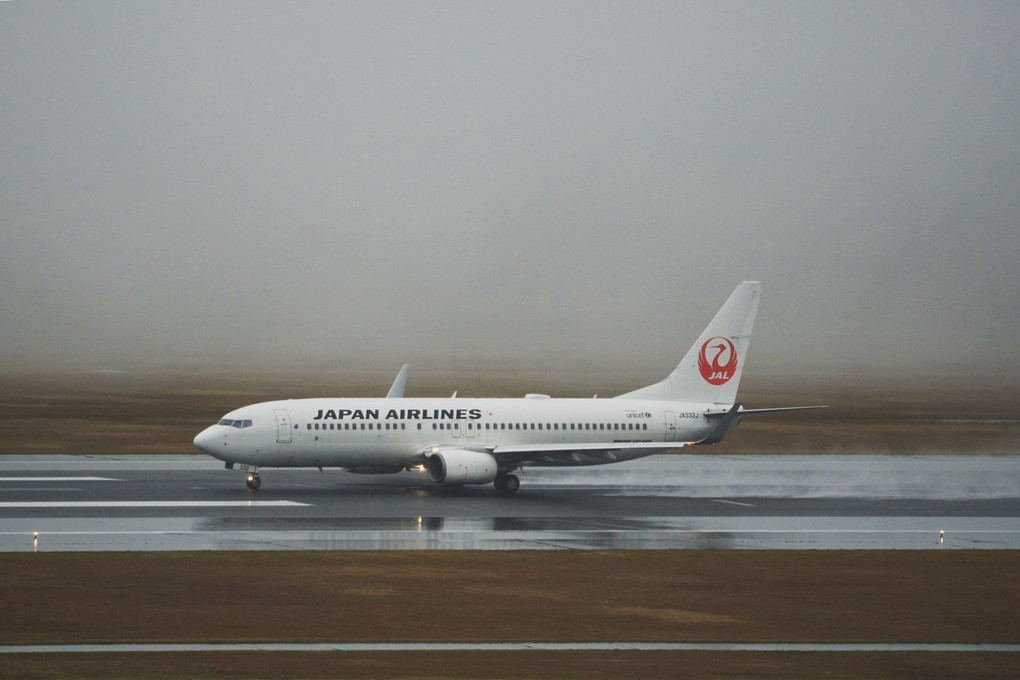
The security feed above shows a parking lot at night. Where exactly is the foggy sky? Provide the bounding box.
[3,2,1019,376]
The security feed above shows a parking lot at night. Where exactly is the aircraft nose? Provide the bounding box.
[193,425,218,454]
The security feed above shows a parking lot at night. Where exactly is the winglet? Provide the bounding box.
[385,364,410,398]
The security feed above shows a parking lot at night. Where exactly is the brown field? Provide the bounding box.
[4,551,1017,645]
[0,368,1017,454]
[1,551,1018,679]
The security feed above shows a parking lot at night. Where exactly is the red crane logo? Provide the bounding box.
[698,337,737,385]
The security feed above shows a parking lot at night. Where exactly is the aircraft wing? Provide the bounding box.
[486,441,694,467]
[423,402,829,468]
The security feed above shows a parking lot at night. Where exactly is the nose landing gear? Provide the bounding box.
[246,472,261,490]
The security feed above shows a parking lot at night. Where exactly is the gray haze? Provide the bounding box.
[3,2,1019,376]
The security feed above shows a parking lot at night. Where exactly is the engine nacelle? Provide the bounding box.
[426,449,498,485]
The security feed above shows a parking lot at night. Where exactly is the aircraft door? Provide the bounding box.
[663,411,677,442]
[274,409,293,443]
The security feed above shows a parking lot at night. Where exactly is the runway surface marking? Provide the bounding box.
[2,642,1018,653]
[711,499,756,507]
[0,501,309,508]
[0,477,119,482]
[0,488,82,492]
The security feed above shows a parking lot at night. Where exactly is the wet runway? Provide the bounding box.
[1,454,1018,551]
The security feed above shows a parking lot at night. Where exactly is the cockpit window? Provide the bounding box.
[218,419,253,428]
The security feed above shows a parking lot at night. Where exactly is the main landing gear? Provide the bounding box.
[246,472,261,490]
[494,473,520,495]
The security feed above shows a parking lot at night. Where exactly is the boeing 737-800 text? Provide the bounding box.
[193,281,822,493]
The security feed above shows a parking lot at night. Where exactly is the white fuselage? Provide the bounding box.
[194,397,717,469]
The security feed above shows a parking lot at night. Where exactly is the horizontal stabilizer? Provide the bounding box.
[734,405,829,416]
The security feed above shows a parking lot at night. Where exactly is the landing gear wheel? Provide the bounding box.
[246,473,261,490]
[495,473,520,495]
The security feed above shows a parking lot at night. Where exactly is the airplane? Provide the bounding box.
[193,281,823,493]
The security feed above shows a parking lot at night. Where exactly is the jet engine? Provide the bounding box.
[426,449,498,485]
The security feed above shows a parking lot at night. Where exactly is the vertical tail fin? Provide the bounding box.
[616,281,763,404]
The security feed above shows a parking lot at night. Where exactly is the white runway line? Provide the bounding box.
[0,488,83,492]
[0,501,310,508]
[0,477,119,482]
[1,642,1018,653]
